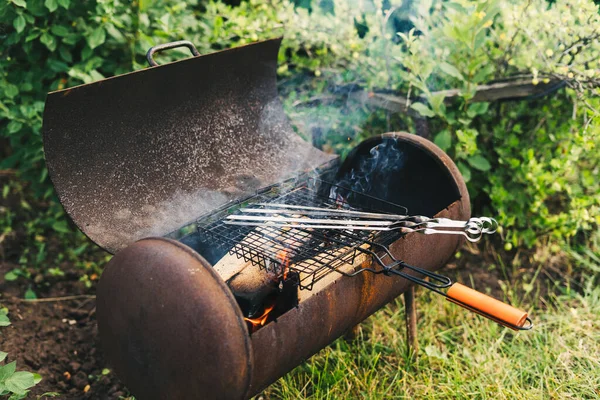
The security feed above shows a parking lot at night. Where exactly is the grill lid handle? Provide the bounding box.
[146,40,200,66]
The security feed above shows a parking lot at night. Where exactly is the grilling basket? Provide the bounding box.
[42,38,532,400]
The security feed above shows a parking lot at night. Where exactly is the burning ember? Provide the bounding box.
[243,250,290,332]
[276,249,291,280]
[244,302,275,331]
[241,251,297,333]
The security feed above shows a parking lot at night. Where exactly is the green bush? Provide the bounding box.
[392,0,600,247]
[1,0,598,263]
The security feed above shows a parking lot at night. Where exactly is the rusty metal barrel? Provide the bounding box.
[95,132,469,400]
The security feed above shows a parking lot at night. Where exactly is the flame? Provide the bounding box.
[244,303,275,329]
[243,250,290,332]
[329,186,346,208]
[335,193,345,208]
[277,249,291,281]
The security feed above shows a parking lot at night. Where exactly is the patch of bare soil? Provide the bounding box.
[0,260,128,399]
[0,174,127,399]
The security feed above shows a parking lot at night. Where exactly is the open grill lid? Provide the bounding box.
[43,38,335,254]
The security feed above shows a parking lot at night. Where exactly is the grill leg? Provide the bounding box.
[343,324,360,342]
[404,286,418,361]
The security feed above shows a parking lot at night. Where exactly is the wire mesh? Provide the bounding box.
[197,179,408,290]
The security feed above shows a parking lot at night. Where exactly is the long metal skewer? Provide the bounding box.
[253,204,495,229]
[253,203,409,220]
[225,220,485,242]
[228,214,396,226]
[237,205,498,234]
[226,209,496,238]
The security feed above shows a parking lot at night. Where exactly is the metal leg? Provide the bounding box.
[343,324,360,342]
[404,286,418,361]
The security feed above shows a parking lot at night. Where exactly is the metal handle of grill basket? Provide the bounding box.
[146,40,201,67]
[445,283,533,331]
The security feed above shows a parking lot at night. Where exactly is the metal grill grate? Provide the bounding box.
[197,179,408,290]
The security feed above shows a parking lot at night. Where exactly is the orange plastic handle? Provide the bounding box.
[446,283,528,330]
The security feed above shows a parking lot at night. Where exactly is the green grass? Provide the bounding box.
[262,279,600,399]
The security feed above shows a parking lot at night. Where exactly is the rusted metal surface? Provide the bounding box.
[247,133,470,396]
[96,238,253,400]
[43,38,334,254]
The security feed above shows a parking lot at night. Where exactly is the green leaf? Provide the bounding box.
[89,70,105,81]
[87,27,106,49]
[51,220,70,233]
[467,102,490,118]
[11,0,27,8]
[434,130,452,152]
[47,59,68,72]
[40,32,56,51]
[0,362,17,381]
[39,167,48,184]
[439,62,464,81]
[461,85,477,102]
[58,46,72,62]
[57,0,70,9]
[7,121,23,134]
[20,200,31,211]
[8,391,29,400]
[214,15,224,37]
[24,288,37,300]
[4,271,18,282]
[4,84,19,99]
[27,0,46,16]
[428,93,446,116]
[50,25,69,37]
[105,23,123,40]
[159,12,170,28]
[468,155,492,171]
[25,31,41,42]
[62,33,78,45]
[72,243,88,256]
[444,2,465,12]
[0,352,7,362]
[5,371,36,395]
[472,64,495,83]
[13,15,26,33]
[33,374,42,385]
[411,102,435,118]
[44,0,58,12]
[80,45,93,61]
[473,29,487,51]
[457,162,472,182]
